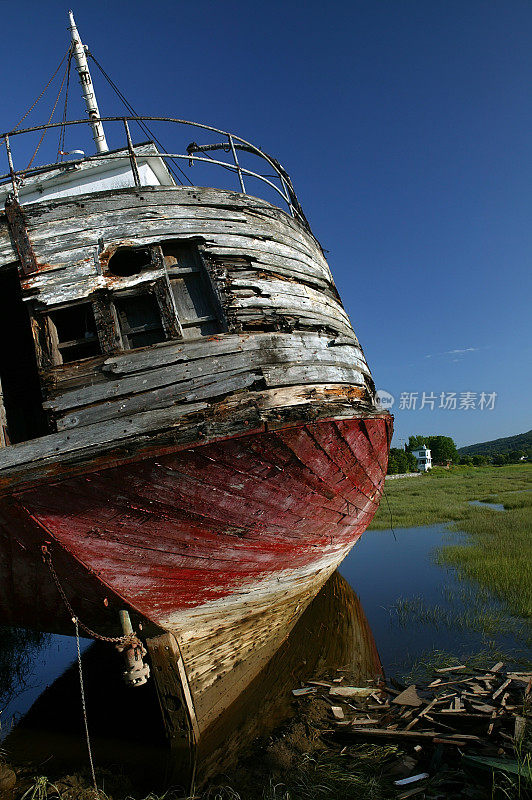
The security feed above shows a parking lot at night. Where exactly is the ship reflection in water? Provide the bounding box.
[4,572,381,792]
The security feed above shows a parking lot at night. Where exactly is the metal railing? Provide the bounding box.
[0,116,312,232]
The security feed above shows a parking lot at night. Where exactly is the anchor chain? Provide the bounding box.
[41,544,138,645]
[73,616,98,793]
[42,545,150,686]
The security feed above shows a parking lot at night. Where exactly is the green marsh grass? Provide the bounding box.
[391,594,531,644]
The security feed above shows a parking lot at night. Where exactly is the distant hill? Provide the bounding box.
[458,430,532,457]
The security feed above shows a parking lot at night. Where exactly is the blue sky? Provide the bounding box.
[0,0,530,447]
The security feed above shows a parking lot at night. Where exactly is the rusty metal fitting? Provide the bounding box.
[118,639,151,687]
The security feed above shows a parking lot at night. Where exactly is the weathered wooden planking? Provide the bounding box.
[0,402,208,470]
[207,245,332,285]
[24,203,321,261]
[2,189,333,311]
[23,254,335,309]
[228,276,343,313]
[0,394,385,494]
[0,421,383,744]
[3,189,328,273]
[23,219,324,273]
[0,181,388,497]
[146,632,200,745]
[228,280,351,324]
[9,417,388,622]
[56,370,260,430]
[21,186,321,256]
[10,185,293,225]
[255,384,367,411]
[0,403,264,491]
[16,186,325,256]
[225,266,338,298]
[262,364,365,388]
[26,233,334,306]
[277,425,380,505]
[101,332,362,375]
[45,338,370,414]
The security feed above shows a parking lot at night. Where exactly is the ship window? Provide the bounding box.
[49,303,102,363]
[163,242,222,340]
[114,293,166,349]
[107,246,152,277]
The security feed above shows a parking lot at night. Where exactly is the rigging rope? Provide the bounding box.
[57,49,74,161]
[11,47,71,132]
[26,51,72,171]
[87,51,193,186]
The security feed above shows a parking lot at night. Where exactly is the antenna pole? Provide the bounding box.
[68,10,109,154]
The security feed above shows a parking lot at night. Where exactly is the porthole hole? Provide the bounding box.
[107,246,152,277]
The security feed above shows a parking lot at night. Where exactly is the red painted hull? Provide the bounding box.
[0,417,391,634]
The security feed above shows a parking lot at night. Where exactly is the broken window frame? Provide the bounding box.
[160,239,226,340]
[31,240,227,370]
[105,244,155,278]
[112,286,170,351]
[42,301,103,366]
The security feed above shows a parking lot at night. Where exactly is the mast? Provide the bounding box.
[68,10,109,154]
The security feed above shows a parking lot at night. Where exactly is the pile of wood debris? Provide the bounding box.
[292,662,531,799]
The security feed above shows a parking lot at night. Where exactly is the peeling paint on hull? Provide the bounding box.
[7,417,389,622]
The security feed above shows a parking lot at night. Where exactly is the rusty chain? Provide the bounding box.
[41,544,138,645]
[73,616,98,792]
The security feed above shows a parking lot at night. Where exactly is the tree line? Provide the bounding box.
[386,435,528,474]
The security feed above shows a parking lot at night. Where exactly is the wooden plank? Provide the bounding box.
[392,685,423,708]
[346,728,440,740]
[0,401,266,491]
[55,370,259,431]
[307,422,382,497]
[217,256,332,289]
[0,402,208,469]
[15,206,327,280]
[229,284,352,325]
[47,343,369,415]
[262,364,365,388]
[7,185,337,318]
[101,331,365,377]
[435,665,466,673]
[207,244,332,283]
[146,631,200,744]
[329,686,374,698]
[492,679,511,700]
[404,698,439,730]
[23,198,323,260]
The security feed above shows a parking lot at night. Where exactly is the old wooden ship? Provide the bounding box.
[0,14,391,748]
